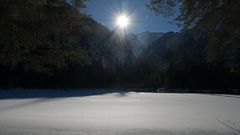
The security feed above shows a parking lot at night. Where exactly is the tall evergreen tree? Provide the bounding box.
[0,0,89,72]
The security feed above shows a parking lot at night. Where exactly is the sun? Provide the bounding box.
[116,14,130,29]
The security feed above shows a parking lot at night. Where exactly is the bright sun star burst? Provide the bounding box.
[116,14,130,29]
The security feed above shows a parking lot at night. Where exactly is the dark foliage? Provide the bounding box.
[0,0,239,94]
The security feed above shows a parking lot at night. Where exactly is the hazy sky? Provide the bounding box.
[85,0,180,33]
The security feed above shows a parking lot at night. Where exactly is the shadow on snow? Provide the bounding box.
[0,89,128,100]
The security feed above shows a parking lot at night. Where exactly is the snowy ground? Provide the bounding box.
[0,89,240,135]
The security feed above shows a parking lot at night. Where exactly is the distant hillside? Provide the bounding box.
[140,32,206,70]
[127,31,165,57]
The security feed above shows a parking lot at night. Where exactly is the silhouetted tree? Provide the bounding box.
[146,0,240,68]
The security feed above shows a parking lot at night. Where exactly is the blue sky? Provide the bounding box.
[85,0,180,33]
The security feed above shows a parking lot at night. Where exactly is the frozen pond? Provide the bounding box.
[0,89,240,135]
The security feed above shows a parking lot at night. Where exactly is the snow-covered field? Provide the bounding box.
[0,89,240,135]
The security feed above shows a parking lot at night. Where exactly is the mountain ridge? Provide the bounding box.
[127,31,165,57]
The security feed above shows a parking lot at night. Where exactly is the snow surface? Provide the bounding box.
[0,89,240,135]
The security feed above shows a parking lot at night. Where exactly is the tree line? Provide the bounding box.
[0,0,239,93]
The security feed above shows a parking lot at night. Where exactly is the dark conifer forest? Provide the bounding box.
[0,0,240,93]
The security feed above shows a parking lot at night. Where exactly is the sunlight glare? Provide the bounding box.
[116,14,130,29]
